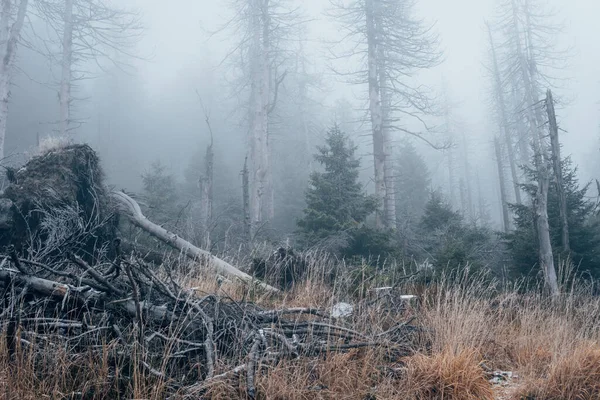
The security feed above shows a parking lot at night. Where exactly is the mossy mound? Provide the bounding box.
[1,144,117,261]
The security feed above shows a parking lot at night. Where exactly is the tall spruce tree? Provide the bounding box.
[505,158,600,279]
[297,125,386,257]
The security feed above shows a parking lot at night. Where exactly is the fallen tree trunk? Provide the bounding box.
[111,191,279,293]
[0,264,172,323]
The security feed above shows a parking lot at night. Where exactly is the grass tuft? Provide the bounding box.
[404,347,494,400]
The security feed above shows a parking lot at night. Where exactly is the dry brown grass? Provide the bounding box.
[404,347,494,400]
[2,262,600,399]
[515,342,600,400]
[255,349,402,400]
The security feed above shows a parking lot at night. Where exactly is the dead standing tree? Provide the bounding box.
[485,21,522,206]
[33,0,142,137]
[330,0,442,229]
[546,89,569,253]
[0,0,29,161]
[491,0,567,294]
[195,93,215,251]
[218,0,302,237]
[494,136,511,232]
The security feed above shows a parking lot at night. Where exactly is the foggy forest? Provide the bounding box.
[0,0,598,398]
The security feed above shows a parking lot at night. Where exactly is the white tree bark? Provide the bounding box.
[112,191,279,292]
[460,132,474,220]
[199,142,213,250]
[379,56,396,229]
[534,160,558,295]
[365,0,385,229]
[494,137,510,232]
[242,155,251,243]
[248,0,272,232]
[0,0,28,160]
[546,89,569,253]
[510,0,558,294]
[487,23,522,205]
[58,0,74,137]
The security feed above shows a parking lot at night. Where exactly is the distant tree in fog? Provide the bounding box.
[219,0,305,237]
[141,160,180,228]
[0,0,29,160]
[394,141,430,247]
[33,0,142,137]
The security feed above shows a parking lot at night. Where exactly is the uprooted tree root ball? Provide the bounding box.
[1,144,118,262]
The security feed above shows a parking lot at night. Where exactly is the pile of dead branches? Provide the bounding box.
[0,250,418,398]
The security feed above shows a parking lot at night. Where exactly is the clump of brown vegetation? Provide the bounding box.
[404,348,494,400]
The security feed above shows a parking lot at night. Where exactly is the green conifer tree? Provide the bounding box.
[297,125,387,257]
[505,157,600,279]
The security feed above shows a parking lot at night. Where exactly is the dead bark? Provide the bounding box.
[494,137,510,232]
[199,103,214,250]
[111,191,278,292]
[365,0,385,228]
[546,89,569,253]
[242,155,251,243]
[461,131,474,220]
[380,59,396,229]
[487,21,522,205]
[59,0,74,136]
[0,0,28,160]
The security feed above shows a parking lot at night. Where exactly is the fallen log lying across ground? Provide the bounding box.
[111,190,279,292]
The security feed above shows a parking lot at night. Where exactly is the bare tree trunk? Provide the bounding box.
[459,178,467,218]
[487,22,522,204]
[461,131,474,220]
[260,1,273,223]
[446,148,456,209]
[199,143,213,250]
[494,137,510,232]
[379,57,396,229]
[0,0,28,160]
[199,111,215,250]
[546,89,569,252]
[297,54,313,173]
[59,0,74,137]
[248,0,273,232]
[530,107,558,295]
[365,0,385,228]
[513,87,531,168]
[475,172,488,224]
[534,163,558,294]
[112,191,278,292]
[242,155,251,243]
[509,0,558,294]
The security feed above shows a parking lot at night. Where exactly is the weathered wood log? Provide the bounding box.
[111,190,279,292]
[0,266,172,323]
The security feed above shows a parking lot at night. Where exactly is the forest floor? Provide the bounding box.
[1,262,599,400]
